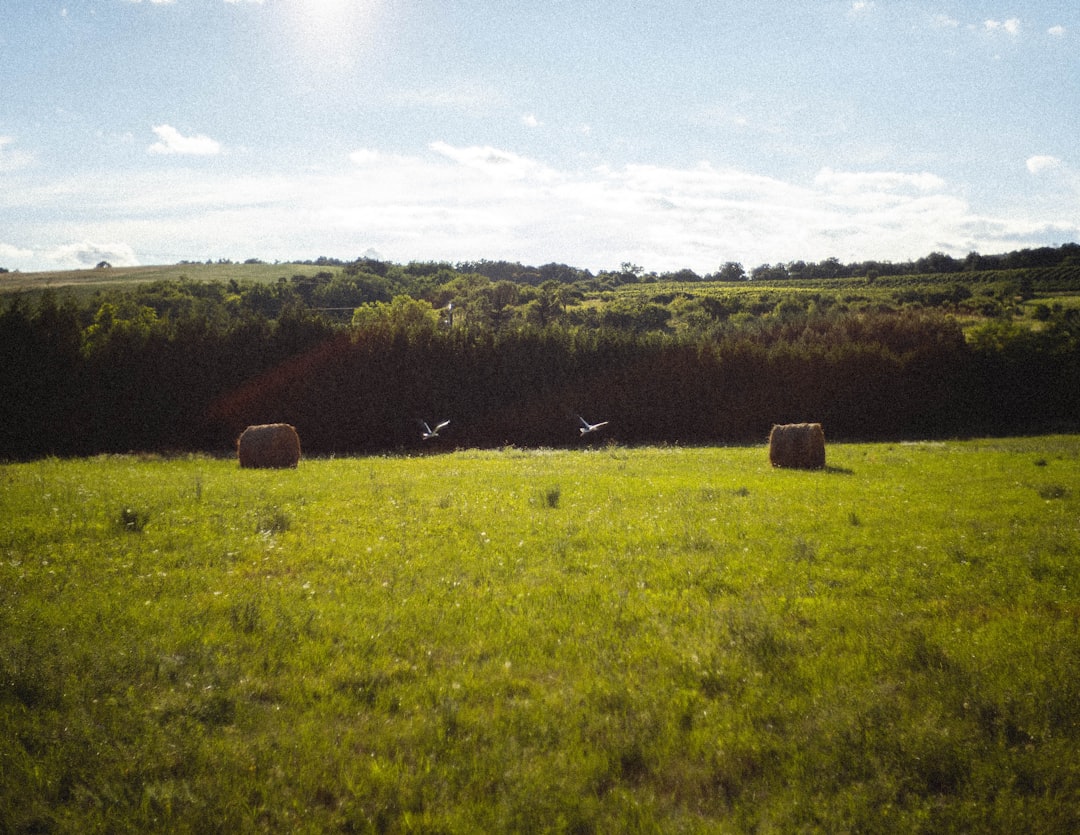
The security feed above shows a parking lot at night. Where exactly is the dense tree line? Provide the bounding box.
[434,243,1080,286]
[153,242,1080,288]
[2,265,1078,458]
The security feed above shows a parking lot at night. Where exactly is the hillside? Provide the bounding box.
[2,248,1079,458]
[0,261,329,299]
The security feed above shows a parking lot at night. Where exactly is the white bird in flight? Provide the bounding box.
[578,415,609,436]
[421,419,450,440]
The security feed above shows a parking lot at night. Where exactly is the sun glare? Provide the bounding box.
[284,0,383,68]
[302,0,355,28]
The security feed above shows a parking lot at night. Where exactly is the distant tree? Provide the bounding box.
[538,263,584,284]
[751,263,789,282]
[785,260,807,279]
[662,268,701,283]
[717,261,746,282]
[916,251,960,274]
[818,257,844,278]
[404,260,454,277]
[487,281,520,331]
[345,257,390,277]
[95,261,112,270]
[525,280,567,327]
[963,251,987,272]
[351,295,440,336]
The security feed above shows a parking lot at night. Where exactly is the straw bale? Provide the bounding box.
[769,423,826,470]
[237,423,301,469]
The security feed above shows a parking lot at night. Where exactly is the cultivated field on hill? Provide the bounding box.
[0,262,320,298]
[3,438,1079,832]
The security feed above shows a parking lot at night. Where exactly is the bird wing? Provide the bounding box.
[435,420,450,432]
[420,421,432,434]
[578,415,590,428]
[594,421,609,429]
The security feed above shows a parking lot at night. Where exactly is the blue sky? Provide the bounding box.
[1,0,1077,273]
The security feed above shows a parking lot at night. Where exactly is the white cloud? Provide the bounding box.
[521,113,540,128]
[428,141,559,182]
[3,144,1078,273]
[932,14,959,28]
[348,148,384,166]
[297,150,1078,268]
[1048,25,1066,37]
[1026,155,1063,175]
[148,124,222,155]
[0,242,34,263]
[849,2,875,15]
[0,136,34,171]
[814,168,947,194]
[46,241,140,269]
[984,18,1021,35]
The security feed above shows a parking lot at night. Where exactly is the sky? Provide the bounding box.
[1,0,1077,274]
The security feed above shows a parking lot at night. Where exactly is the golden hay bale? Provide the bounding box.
[237,423,301,469]
[769,423,826,470]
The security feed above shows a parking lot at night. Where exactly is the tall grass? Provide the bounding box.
[2,439,1079,832]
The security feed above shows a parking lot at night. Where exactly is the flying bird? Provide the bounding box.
[578,415,609,436]
[420,419,450,440]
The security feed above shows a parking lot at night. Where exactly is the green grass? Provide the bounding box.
[2,439,1079,833]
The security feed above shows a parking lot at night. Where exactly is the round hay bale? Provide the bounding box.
[769,423,825,470]
[237,423,301,469]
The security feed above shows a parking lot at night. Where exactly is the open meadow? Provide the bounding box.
[2,438,1079,832]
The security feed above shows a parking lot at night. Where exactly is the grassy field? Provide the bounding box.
[0,262,337,299]
[2,439,1079,832]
